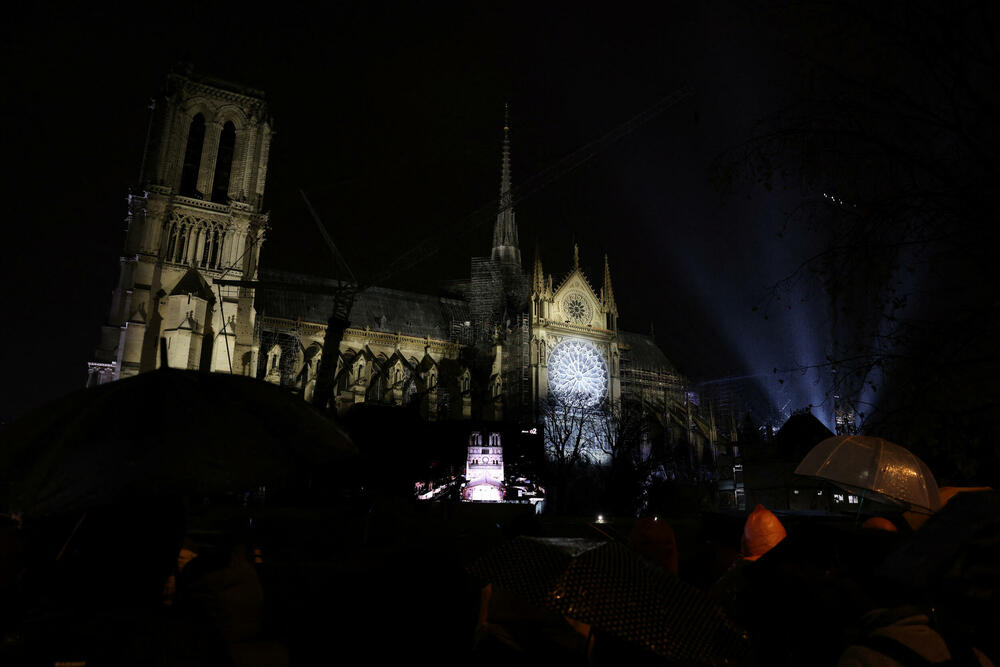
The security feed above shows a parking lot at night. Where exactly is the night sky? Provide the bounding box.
[3,3,836,422]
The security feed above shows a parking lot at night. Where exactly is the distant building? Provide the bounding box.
[463,432,505,502]
[741,411,868,512]
[715,441,746,510]
[697,377,751,435]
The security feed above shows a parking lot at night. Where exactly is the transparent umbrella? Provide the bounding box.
[794,435,941,513]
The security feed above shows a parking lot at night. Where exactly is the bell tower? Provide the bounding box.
[89,66,274,384]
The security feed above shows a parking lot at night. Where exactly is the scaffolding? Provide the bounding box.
[500,312,531,422]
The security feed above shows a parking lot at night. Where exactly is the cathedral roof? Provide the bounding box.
[256,269,470,340]
[773,412,834,461]
[618,331,679,375]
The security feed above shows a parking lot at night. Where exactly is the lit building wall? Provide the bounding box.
[89,69,273,384]
[464,431,505,502]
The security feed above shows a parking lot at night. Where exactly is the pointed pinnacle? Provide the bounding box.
[500,103,512,201]
[533,242,544,292]
[493,103,519,264]
[603,253,616,309]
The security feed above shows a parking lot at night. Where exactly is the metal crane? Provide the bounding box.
[215,189,358,410]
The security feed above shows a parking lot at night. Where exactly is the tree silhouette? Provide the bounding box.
[714,0,1000,483]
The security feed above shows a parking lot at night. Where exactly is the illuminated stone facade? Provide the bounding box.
[255,279,472,419]
[89,71,728,465]
[528,244,622,414]
[463,432,505,501]
[90,67,273,384]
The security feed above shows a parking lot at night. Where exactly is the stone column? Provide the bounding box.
[254,124,271,201]
[218,230,232,268]
[197,121,222,198]
[194,227,206,267]
[232,126,251,201]
[164,108,186,190]
[233,229,247,268]
[186,226,199,265]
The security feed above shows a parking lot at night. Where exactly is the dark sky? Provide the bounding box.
[2,3,827,422]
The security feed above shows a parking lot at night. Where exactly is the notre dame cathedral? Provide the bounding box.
[89,68,733,475]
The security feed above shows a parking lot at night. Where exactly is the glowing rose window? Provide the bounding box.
[547,339,608,405]
[562,291,593,324]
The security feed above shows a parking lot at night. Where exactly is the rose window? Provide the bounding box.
[547,339,608,405]
[562,292,593,324]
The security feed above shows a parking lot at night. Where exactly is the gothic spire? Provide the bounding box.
[533,242,545,295]
[602,254,617,313]
[491,104,521,266]
[500,104,511,201]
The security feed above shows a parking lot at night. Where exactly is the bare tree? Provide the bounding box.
[587,398,645,466]
[541,394,660,515]
[540,392,604,513]
[713,0,1000,482]
[541,393,599,463]
[587,397,651,515]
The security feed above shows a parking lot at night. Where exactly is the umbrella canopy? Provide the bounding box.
[794,435,941,512]
[0,369,357,517]
[468,536,748,664]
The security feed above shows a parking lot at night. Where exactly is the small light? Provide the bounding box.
[793,489,800,495]
[597,514,605,523]
[653,516,659,521]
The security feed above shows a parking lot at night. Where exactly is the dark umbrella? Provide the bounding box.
[468,536,748,664]
[879,489,1000,592]
[0,369,357,517]
[878,490,1000,662]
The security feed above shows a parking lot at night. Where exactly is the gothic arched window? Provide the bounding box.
[402,375,418,405]
[337,353,355,393]
[209,229,221,268]
[165,223,177,261]
[175,228,188,263]
[367,371,386,404]
[180,114,206,197]
[267,344,281,372]
[200,228,211,267]
[211,122,236,204]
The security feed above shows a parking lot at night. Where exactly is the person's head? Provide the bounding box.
[842,523,909,610]
[80,497,186,606]
[628,517,678,575]
[741,504,786,561]
[862,516,898,533]
[746,524,878,666]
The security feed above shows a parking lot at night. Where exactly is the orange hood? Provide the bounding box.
[741,504,787,561]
